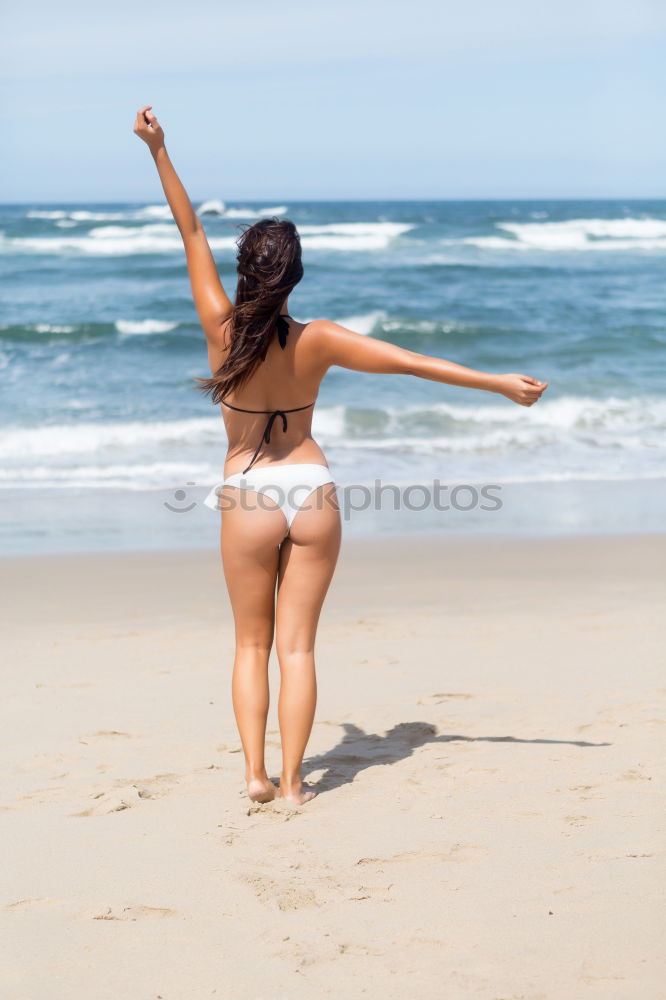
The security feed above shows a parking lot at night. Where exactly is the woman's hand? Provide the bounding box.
[495,373,549,406]
[133,105,165,153]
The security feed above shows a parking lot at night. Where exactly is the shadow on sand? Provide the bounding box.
[303,722,611,795]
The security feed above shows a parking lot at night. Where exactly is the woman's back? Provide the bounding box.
[215,314,330,476]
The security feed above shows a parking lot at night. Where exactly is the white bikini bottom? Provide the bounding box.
[203,463,336,530]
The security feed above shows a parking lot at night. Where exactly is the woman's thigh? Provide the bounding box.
[275,483,342,656]
[220,487,287,645]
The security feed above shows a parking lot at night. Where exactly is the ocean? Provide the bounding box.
[1,199,665,554]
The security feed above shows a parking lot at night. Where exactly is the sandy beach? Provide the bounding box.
[2,532,665,999]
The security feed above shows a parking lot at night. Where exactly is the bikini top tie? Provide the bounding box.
[221,315,315,474]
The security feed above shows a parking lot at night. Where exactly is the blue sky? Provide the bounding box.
[2,0,665,201]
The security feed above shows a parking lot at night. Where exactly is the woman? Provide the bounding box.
[134,106,548,806]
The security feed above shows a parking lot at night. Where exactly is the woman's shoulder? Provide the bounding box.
[295,317,341,343]
[296,317,370,351]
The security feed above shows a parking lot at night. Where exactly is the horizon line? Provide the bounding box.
[2,195,666,206]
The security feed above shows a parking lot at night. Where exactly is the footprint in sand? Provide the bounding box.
[564,814,589,827]
[620,769,653,782]
[19,784,68,806]
[6,897,63,912]
[235,871,321,911]
[215,822,241,846]
[245,800,302,820]
[569,784,598,801]
[349,883,393,902]
[72,773,180,816]
[93,904,176,921]
[78,730,137,745]
[272,934,341,968]
[338,942,384,956]
[355,844,487,869]
[417,693,473,706]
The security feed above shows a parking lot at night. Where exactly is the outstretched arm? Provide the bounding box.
[133,106,233,347]
[315,320,549,406]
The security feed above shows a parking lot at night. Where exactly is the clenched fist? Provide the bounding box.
[133,105,165,152]
[496,373,549,406]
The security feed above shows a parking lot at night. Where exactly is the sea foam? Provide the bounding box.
[196,200,226,216]
[2,220,413,256]
[115,319,179,335]
[335,311,388,335]
[463,217,666,252]
[3,396,663,461]
[223,205,288,218]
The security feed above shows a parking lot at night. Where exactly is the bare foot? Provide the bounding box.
[278,782,317,805]
[247,777,276,803]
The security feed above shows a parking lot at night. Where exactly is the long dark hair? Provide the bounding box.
[196,217,304,404]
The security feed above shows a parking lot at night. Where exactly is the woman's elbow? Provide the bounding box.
[400,352,428,378]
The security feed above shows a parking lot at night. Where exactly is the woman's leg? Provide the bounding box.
[275,483,341,804]
[220,487,287,802]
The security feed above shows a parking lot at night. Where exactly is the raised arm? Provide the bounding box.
[133,106,233,351]
[314,320,549,406]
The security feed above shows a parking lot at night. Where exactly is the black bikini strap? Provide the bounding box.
[221,400,314,415]
[276,313,290,349]
[221,400,316,474]
[242,411,287,473]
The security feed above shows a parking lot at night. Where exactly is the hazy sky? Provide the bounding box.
[2,0,665,201]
